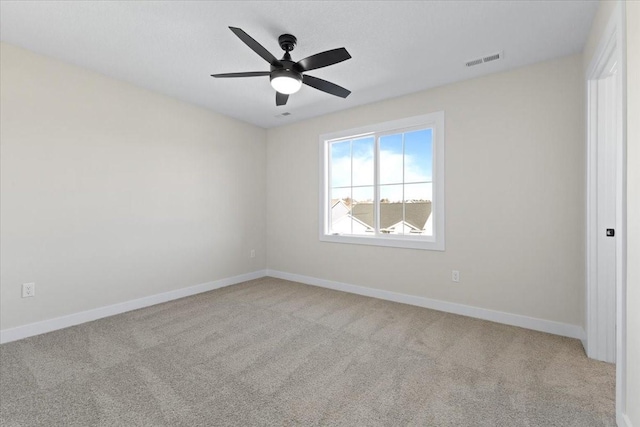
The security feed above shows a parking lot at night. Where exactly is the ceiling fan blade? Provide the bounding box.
[211,71,270,78]
[296,48,351,72]
[276,92,289,106]
[303,75,351,98]
[229,27,280,66]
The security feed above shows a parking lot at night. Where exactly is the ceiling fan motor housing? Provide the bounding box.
[271,52,302,91]
[278,34,297,52]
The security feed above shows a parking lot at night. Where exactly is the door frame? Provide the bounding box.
[584,0,626,423]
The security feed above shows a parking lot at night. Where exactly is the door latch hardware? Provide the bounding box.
[606,229,615,237]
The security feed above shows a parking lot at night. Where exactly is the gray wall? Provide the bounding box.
[267,54,585,328]
[0,43,267,329]
[1,43,592,341]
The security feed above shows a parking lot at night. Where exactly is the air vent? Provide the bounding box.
[466,51,503,67]
[465,58,483,67]
[483,53,501,63]
[274,112,292,119]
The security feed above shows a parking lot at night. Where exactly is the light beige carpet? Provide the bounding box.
[0,277,615,426]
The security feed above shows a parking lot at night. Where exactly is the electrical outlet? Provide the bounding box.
[250,249,255,258]
[452,270,460,283]
[22,283,35,298]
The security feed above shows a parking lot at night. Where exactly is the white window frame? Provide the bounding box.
[319,111,445,251]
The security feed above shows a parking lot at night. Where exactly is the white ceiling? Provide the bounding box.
[0,1,598,129]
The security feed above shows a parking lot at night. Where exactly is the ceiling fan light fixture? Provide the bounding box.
[270,69,302,94]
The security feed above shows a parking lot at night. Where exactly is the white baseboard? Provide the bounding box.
[0,270,267,344]
[1,268,586,345]
[266,269,586,340]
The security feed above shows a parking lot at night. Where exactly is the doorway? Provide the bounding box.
[585,2,626,424]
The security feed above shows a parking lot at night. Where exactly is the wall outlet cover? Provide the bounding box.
[452,271,460,283]
[22,283,35,298]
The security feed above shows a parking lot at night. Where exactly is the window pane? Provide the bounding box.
[404,182,432,202]
[403,183,432,236]
[380,184,403,203]
[330,140,351,188]
[351,186,374,235]
[330,187,352,234]
[379,185,403,234]
[352,137,374,186]
[379,133,403,185]
[404,129,433,183]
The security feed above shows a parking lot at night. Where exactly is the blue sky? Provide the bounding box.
[330,129,433,202]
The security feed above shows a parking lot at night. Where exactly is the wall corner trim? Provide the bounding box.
[0,270,268,344]
[265,269,586,340]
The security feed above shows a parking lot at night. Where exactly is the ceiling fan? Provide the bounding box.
[211,27,352,106]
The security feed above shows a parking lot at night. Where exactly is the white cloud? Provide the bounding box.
[331,150,432,202]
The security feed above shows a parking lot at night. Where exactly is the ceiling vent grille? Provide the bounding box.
[466,51,503,67]
[465,58,483,67]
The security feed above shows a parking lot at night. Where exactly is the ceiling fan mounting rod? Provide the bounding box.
[278,34,297,52]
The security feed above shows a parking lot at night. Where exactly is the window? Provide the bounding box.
[319,112,444,250]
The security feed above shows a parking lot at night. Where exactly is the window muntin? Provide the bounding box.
[320,112,444,250]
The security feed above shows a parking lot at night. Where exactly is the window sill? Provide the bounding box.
[319,233,445,251]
